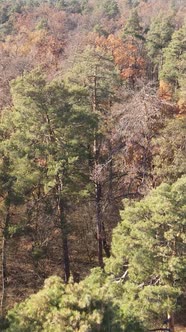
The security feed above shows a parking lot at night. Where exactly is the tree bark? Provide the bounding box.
[57,176,70,283]
[95,182,104,268]
[58,198,70,283]
[61,223,70,284]
[1,206,10,317]
[92,67,110,266]
[167,312,175,332]
[108,142,113,201]
[92,68,104,268]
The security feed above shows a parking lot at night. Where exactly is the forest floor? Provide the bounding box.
[175,326,186,332]
[175,306,186,331]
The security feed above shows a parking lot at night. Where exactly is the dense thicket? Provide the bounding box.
[0,0,185,331]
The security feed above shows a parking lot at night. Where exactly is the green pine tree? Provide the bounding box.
[105,176,186,326]
[65,45,121,267]
[159,23,186,99]
[0,118,25,317]
[153,117,186,183]
[122,9,143,40]
[103,0,120,19]
[4,269,145,332]
[146,13,174,78]
[1,69,96,283]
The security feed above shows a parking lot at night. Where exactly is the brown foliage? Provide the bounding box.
[159,80,173,101]
[95,34,146,84]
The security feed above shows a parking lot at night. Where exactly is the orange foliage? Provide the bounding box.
[34,158,47,168]
[3,27,64,73]
[159,80,173,101]
[3,5,67,72]
[178,99,186,115]
[95,34,145,84]
[14,4,67,35]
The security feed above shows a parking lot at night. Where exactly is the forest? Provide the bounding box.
[0,0,185,331]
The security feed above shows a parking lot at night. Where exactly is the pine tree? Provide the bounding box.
[106,176,186,329]
[2,69,95,284]
[0,156,14,318]
[122,9,143,40]
[103,0,120,19]
[153,117,186,183]
[65,45,120,267]
[146,14,174,78]
[147,14,174,60]
[0,116,25,317]
[4,269,145,332]
[5,175,186,331]
[159,23,186,100]
[178,73,186,111]
[126,0,139,8]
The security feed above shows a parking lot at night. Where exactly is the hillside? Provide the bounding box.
[0,0,185,331]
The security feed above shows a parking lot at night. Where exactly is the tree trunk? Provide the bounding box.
[167,312,175,332]
[58,198,70,283]
[92,67,110,266]
[94,138,105,267]
[57,176,70,283]
[92,68,104,268]
[108,142,113,201]
[62,225,70,284]
[1,206,10,317]
[95,182,104,268]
